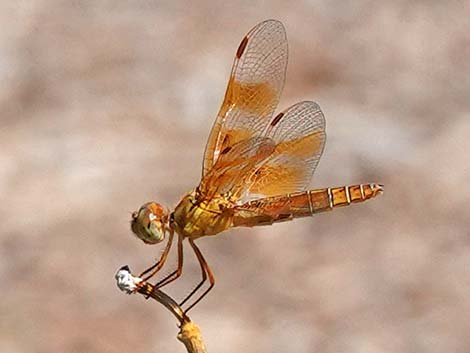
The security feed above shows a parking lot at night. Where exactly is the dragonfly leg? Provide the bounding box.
[139,230,174,281]
[153,233,184,289]
[179,240,206,307]
[180,238,215,314]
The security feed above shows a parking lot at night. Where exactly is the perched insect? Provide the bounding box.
[131,20,383,314]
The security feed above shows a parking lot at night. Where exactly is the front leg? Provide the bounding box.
[139,229,175,281]
[154,233,184,289]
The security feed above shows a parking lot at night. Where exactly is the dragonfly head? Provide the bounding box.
[131,202,170,244]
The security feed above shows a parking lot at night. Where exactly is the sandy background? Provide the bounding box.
[1,1,470,352]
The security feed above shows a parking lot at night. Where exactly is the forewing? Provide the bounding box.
[202,20,288,177]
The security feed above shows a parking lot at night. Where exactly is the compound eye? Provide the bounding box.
[130,202,168,244]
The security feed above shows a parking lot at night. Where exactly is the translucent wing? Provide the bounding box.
[241,101,326,200]
[199,101,326,205]
[202,20,288,177]
[199,137,275,200]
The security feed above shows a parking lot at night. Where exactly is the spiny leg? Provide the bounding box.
[154,233,184,289]
[181,238,215,314]
[139,230,174,281]
[179,239,207,307]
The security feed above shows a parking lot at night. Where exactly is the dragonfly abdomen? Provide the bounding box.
[233,184,383,227]
[307,183,384,213]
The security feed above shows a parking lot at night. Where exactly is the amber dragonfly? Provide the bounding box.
[130,19,383,314]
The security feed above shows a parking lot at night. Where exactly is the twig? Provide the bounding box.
[115,266,207,353]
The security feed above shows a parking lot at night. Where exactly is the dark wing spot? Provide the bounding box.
[221,146,232,155]
[270,112,284,127]
[236,36,249,59]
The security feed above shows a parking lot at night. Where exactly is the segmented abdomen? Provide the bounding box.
[233,184,383,227]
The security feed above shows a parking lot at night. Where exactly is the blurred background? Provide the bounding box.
[1,1,469,352]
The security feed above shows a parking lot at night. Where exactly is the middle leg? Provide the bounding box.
[180,238,215,314]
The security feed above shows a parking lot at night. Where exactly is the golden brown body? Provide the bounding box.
[172,191,234,239]
[172,184,383,239]
[130,20,384,315]
[233,183,383,227]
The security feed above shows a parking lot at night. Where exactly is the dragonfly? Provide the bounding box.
[130,19,383,314]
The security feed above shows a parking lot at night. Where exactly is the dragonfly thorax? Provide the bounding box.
[172,190,234,239]
[131,202,171,244]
